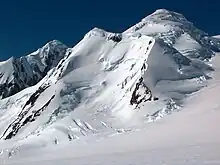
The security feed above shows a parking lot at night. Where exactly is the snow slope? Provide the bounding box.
[0,9,220,164]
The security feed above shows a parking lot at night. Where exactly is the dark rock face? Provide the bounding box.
[130,77,153,106]
[107,34,122,42]
[0,40,68,100]
[1,83,54,140]
[3,94,55,140]
[22,84,50,110]
[0,73,3,78]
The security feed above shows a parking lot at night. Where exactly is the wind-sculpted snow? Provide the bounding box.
[0,9,219,154]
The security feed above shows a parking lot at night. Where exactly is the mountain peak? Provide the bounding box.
[35,40,68,65]
[154,9,172,14]
[124,9,195,40]
[142,9,189,25]
[0,40,68,99]
[150,9,184,17]
[41,40,67,53]
[43,40,66,48]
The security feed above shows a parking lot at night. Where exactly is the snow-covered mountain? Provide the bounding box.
[0,9,220,156]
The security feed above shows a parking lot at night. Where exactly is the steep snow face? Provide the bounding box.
[0,40,68,99]
[0,9,219,149]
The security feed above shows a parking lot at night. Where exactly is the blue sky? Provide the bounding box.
[0,0,219,61]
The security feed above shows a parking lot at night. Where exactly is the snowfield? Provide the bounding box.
[0,9,220,164]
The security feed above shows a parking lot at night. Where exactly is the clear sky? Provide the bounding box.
[0,0,219,61]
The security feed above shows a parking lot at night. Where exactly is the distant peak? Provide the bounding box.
[43,40,67,48]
